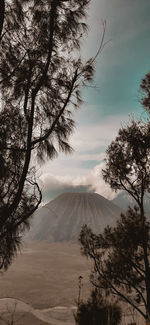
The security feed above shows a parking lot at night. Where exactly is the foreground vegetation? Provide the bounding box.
[80,76,150,324]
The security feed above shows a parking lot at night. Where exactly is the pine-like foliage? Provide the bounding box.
[103,120,150,202]
[141,72,150,113]
[75,288,121,325]
[80,208,150,322]
[80,120,150,323]
[0,0,96,270]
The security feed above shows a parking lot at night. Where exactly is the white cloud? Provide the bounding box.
[83,162,117,199]
[39,109,130,183]
[75,110,128,155]
[77,152,106,161]
[70,113,128,152]
[40,162,117,202]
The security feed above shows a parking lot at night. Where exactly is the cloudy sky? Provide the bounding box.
[39,0,150,203]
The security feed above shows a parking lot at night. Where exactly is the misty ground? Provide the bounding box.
[0,241,91,325]
[0,241,144,325]
[0,241,91,308]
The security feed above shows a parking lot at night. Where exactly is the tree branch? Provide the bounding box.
[0,52,27,85]
[88,240,146,320]
[0,0,5,41]
[32,70,78,146]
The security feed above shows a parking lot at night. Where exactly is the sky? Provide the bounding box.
[39,0,150,203]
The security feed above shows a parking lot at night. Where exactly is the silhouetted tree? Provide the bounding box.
[141,72,150,113]
[74,287,122,325]
[80,208,150,324]
[0,0,5,40]
[103,120,150,209]
[80,120,150,324]
[0,0,105,270]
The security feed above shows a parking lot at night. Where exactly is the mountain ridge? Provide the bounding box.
[28,192,122,242]
[112,192,150,215]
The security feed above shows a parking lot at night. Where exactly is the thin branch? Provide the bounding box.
[90,20,110,64]
[14,181,42,229]
[0,52,27,85]
[0,181,42,242]
[0,0,5,41]
[32,70,78,146]
[118,278,147,309]
[89,244,146,319]
[120,178,140,206]
[131,260,146,277]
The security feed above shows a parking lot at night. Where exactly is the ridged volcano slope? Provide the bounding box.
[28,192,122,242]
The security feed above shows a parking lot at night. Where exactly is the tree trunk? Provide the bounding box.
[146,315,150,324]
[0,0,5,39]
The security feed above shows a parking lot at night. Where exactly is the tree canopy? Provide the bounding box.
[75,287,122,325]
[0,0,101,270]
[80,207,150,322]
[103,120,150,214]
[141,72,150,113]
[80,120,150,324]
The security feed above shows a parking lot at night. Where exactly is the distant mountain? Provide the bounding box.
[112,192,150,216]
[28,192,122,242]
[112,192,134,211]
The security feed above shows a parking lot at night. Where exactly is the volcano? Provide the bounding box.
[28,192,122,242]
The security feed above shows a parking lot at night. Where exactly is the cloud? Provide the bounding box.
[83,162,117,200]
[70,113,129,153]
[77,152,106,161]
[38,109,130,185]
[39,173,91,203]
[40,162,117,204]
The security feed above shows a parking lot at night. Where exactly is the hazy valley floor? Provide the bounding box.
[0,241,91,308]
[0,241,145,325]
